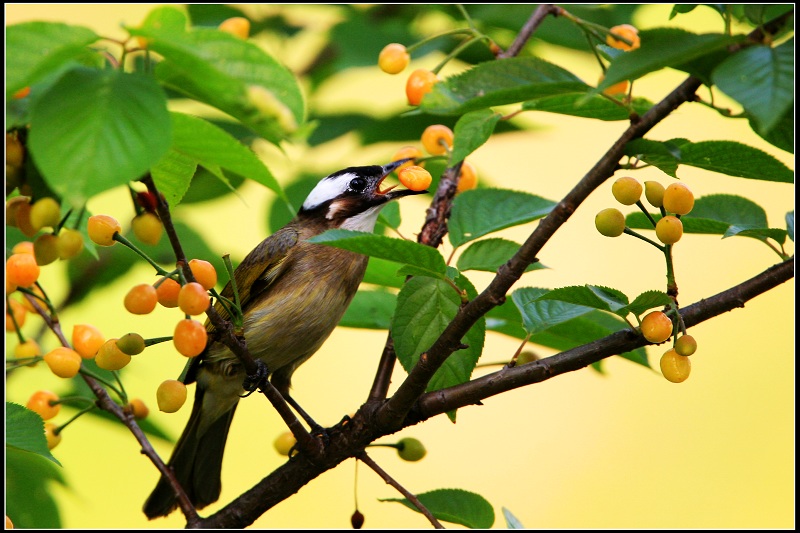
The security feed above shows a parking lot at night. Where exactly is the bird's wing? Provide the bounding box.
[207,225,299,331]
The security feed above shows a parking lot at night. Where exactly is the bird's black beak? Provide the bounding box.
[374,158,428,201]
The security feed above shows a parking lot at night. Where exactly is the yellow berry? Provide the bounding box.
[156,379,187,413]
[273,431,297,456]
[178,282,210,316]
[173,319,208,358]
[29,197,61,232]
[95,339,131,371]
[57,228,84,260]
[421,124,454,156]
[660,348,691,383]
[674,334,697,356]
[14,339,41,362]
[406,69,439,106]
[644,181,665,208]
[662,182,695,215]
[640,311,673,344]
[398,166,432,192]
[72,324,105,359]
[131,212,163,246]
[219,16,250,39]
[124,283,158,315]
[6,132,25,169]
[607,24,641,51]
[44,423,62,449]
[26,390,60,420]
[378,43,410,75]
[87,214,121,246]
[655,215,683,245]
[43,347,82,378]
[595,208,626,237]
[457,161,478,193]
[611,176,642,205]
[11,241,34,255]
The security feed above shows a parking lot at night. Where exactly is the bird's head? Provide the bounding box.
[299,159,428,231]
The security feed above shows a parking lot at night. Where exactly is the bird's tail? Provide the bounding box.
[143,385,237,519]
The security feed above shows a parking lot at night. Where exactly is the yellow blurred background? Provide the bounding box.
[6,4,794,529]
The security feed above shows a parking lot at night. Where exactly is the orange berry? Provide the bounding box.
[611,176,642,206]
[156,277,181,308]
[219,16,250,39]
[157,379,187,413]
[599,73,629,97]
[124,283,158,315]
[189,259,218,290]
[95,339,131,371]
[6,299,27,332]
[127,398,149,420]
[391,146,424,172]
[72,324,105,359]
[662,182,695,215]
[173,318,208,357]
[655,215,683,245]
[457,161,478,193]
[11,241,34,255]
[640,311,673,344]
[13,86,31,99]
[421,124,454,155]
[607,24,640,51]
[57,228,84,260]
[87,214,121,246]
[378,43,410,75]
[6,514,14,529]
[43,347,82,378]
[674,334,697,356]
[131,212,163,246]
[406,69,439,106]
[14,199,38,237]
[44,422,62,449]
[26,390,61,420]
[33,233,60,266]
[660,348,691,383]
[178,282,210,316]
[398,166,432,192]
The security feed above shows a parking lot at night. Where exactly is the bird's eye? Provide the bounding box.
[349,177,368,192]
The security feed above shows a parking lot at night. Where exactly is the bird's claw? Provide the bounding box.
[240,360,269,398]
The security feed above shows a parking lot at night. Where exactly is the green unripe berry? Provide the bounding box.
[611,176,642,205]
[660,348,691,383]
[117,332,146,355]
[655,215,683,245]
[644,181,665,208]
[33,233,60,266]
[674,334,697,356]
[640,311,673,344]
[397,437,426,462]
[663,182,695,215]
[595,208,626,237]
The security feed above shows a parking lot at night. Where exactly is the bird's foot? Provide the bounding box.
[240,360,269,398]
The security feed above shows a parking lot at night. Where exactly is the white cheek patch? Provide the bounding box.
[302,172,357,211]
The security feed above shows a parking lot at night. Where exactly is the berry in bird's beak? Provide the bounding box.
[376,159,427,199]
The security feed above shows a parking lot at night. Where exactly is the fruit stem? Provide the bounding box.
[623,227,665,251]
[56,403,98,432]
[635,200,658,227]
[143,336,174,347]
[663,244,678,299]
[432,34,484,74]
[113,233,170,276]
[405,28,477,54]
[78,367,125,401]
[6,295,27,344]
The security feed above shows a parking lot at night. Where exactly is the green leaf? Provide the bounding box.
[419,56,586,115]
[751,106,793,154]
[308,230,447,278]
[536,285,630,314]
[457,238,546,274]
[5,403,61,466]
[625,290,673,318]
[28,68,171,208]
[168,112,285,205]
[449,189,556,248]
[786,211,794,242]
[5,21,100,97]
[377,201,401,230]
[339,290,397,330]
[623,138,684,177]
[391,276,484,397]
[451,109,502,164]
[6,447,65,528]
[131,26,304,145]
[599,29,740,91]
[138,5,189,35]
[712,39,794,135]
[363,257,406,289]
[511,287,595,335]
[381,488,495,529]
[150,150,198,208]
[523,93,654,121]
[679,140,794,183]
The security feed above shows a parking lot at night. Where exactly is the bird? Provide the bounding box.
[143,159,426,519]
